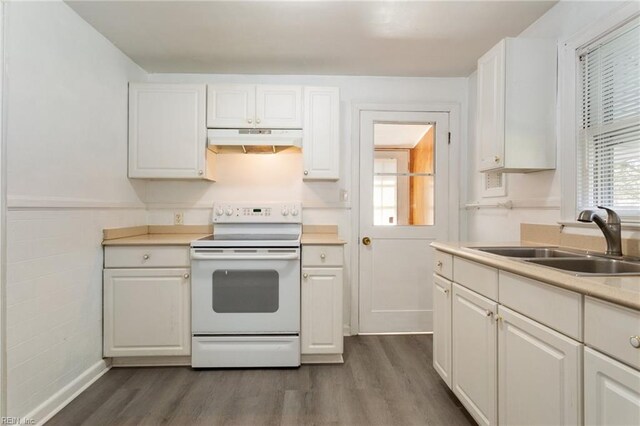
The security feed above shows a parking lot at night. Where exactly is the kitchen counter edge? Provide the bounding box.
[431,241,640,311]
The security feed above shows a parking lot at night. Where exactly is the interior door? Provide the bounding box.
[359,110,449,333]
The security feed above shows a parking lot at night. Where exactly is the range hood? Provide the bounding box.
[207,129,303,154]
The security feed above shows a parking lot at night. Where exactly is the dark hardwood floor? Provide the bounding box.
[47,335,474,426]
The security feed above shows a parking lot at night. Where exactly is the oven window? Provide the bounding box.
[211,270,279,313]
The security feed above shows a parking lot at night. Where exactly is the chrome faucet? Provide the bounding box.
[577,206,623,257]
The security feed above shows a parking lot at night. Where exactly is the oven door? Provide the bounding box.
[191,247,300,334]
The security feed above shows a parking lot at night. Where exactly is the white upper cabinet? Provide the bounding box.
[206,84,256,128]
[256,85,303,128]
[477,38,557,172]
[302,86,340,180]
[207,84,302,129]
[129,83,214,180]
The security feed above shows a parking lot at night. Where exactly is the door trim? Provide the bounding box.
[349,102,461,335]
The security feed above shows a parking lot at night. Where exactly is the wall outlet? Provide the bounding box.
[174,212,184,225]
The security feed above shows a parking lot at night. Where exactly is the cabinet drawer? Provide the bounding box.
[105,246,190,268]
[453,256,498,301]
[302,245,343,267]
[499,271,582,341]
[433,250,453,280]
[585,297,640,370]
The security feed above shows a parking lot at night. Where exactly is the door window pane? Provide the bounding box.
[373,123,435,226]
[212,270,279,313]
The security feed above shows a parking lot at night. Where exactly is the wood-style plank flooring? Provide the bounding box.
[47,335,474,425]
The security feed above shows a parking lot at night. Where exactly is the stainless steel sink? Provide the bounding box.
[524,258,640,276]
[474,247,586,258]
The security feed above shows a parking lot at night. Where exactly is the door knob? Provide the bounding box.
[362,237,371,246]
[630,336,640,349]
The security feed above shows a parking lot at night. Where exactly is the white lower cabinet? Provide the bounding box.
[301,244,344,362]
[498,306,582,425]
[432,274,452,387]
[452,283,498,426]
[104,268,191,357]
[584,346,640,426]
[301,268,343,354]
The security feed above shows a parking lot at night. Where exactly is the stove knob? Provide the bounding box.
[281,207,289,216]
[291,207,299,217]
[215,207,224,216]
[225,208,234,216]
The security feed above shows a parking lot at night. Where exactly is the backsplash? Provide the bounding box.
[521,223,640,257]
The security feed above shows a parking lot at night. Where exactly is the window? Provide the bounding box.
[577,17,640,219]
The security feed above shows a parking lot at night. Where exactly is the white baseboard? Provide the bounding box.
[31,359,110,426]
[110,356,191,367]
[301,353,344,364]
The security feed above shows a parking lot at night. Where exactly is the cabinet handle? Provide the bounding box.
[495,315,503,322]
[494,155,501,163]
[320,253,326,259]
[247,118,253,124]
[436,261,443,268]
[443,288,449,295]
[183,273,190,279]
[256,118,261,124]
[303,273,308,279]
[630,336,640,349]
[143,254,150,260]
[485,310,493,317]
[304,170,309,176]
[198,170,203,176]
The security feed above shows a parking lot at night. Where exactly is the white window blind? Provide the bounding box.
[578,16,640,219]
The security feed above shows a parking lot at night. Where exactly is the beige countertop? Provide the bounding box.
[103,224,345,246]
[431,241,640,311]
[301,234,346,245]
[103,233,210,246]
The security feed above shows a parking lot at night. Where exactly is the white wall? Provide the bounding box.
[465,1,628,242]
[4,1,147,420]
[145,73,468,334]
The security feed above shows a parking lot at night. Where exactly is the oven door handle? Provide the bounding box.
[191,253,300,261]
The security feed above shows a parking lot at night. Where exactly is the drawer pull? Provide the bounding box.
[143,254,150,260]
[436,261,443,268]
[630,336,640,349]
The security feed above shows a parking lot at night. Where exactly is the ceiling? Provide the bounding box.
[375,123,431,148]
[66,0,557,77]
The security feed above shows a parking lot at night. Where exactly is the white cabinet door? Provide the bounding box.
[129,83,207,179]
[433,274,452,388]
[584,347,640,426]
[301,267,343,354]
[256,85,303,129]
[452,283,498,426]
[104,268,191,357]
[207,84,256,128]
[477,40,506,171]
[302,86,340,180]
[498,306,582,426]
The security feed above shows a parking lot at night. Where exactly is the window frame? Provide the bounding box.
[559,3,640,223]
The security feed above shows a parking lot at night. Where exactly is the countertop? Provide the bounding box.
[103,233,210,246]
[102,225,345,246]
[431,241,640,311]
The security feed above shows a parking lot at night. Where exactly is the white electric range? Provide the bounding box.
[190,202,302,368]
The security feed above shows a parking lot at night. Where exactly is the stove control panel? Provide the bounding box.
[213,202,302,223]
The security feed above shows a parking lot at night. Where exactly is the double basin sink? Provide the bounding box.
[472,247,640,276]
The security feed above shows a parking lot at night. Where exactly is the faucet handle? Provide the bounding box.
[596,206,621,224]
